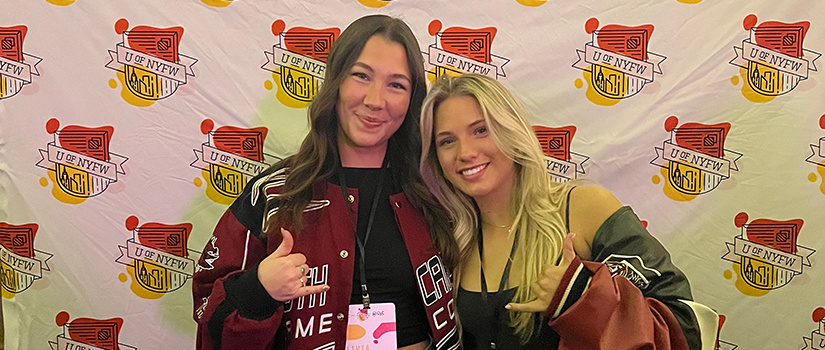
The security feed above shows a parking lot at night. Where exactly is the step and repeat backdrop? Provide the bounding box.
[1,0,824,349]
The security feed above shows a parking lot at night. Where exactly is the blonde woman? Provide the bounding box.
[419,74,703,349]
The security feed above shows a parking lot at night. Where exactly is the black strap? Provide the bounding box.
[565,186,576,233]
[477,215,519,349]
[338,159,387,309]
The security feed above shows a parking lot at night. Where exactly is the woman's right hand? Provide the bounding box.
[258,228,329,302]
[505,233,577,313]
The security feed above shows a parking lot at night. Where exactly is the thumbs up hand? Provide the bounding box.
[506,233,577,313]
[258,228,329,302]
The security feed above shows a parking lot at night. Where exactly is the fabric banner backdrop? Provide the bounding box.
[2,1,825,349]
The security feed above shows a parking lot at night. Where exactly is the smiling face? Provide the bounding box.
[433,95,516,202]
[336,35,412,167]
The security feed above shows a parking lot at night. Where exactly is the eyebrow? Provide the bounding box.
[352,62,412,83]
[435,119,485,138]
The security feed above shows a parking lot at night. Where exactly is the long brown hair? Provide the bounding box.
[264,15,457,269]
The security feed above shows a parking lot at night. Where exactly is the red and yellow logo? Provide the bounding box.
[37,118,128,204]
[424,20,509,81]
[262,20,340,108]
[573,18,665,105]
[650,116,742,201]
[532,125,588,182]
[722,212,815,296]
[116,216,200,298]
[0,222,52,297]
[806,114,825,195]
[106,18,198,106]
[191,119,277,204]
[50,312,134,350]
[730,14,820,102]
[0,25,42,100]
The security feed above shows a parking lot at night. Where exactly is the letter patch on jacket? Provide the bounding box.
[602,254,662,290]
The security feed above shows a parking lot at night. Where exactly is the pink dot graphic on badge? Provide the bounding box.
[373,322,396,344]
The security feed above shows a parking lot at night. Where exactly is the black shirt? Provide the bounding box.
[332,167,430,347]
[457,287,559,349]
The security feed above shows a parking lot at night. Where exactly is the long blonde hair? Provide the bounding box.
[420,74,569,342]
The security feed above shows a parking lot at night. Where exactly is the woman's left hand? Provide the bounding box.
[505,233,577,313]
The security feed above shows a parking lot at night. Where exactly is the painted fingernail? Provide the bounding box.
[323,285,330,291]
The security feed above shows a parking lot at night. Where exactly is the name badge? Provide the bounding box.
[345,302,397,350]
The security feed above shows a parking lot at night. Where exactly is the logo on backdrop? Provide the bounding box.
[105,18,197,105]
[261,20,340,108]
[573,18,665,105]
[115,216,201,296]
[423,20,509,80]
[49,312,136,350]
[36,118,128,202]
[532,125,588,182]
[650,116,742,200]
[807,115,825,195]
[729,14,820,100]
[803,308,825,350]
[356,0,390,8]
[191,119,278,203]
[44,0,76,5]
[200,0,233,7]
[515,0,548,6]
[722,212,814,294]
[0,25,42,100]
[0,223,52,296]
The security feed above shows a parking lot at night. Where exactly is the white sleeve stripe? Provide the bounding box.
[241,230,251,270]
[553,263,586,318]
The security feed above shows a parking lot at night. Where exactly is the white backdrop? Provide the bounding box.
[1,1,825,349]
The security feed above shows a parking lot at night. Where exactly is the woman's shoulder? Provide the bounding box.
[566,183,623,254]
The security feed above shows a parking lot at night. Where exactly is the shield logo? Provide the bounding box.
[123,29,183,100]
[0,26,27,99]
[208,127,266,198]
[667,124,728,195]
[279,66,320,102]
[740,219,802,289]
[438,28,495,64]
[55,127,113,198]
[277,28,336,102]
[133,223,192,293]
[65,318,123,350]
[746,25,806,96]
[590,27,651,99]
[429,26,496,79]
[123,64,161,99]
[533,125,575,161]
[532,125,587,182]
[0,223,37,293]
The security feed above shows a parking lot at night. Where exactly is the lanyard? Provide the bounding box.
[338,159,387,309]
[477,216,519,349]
